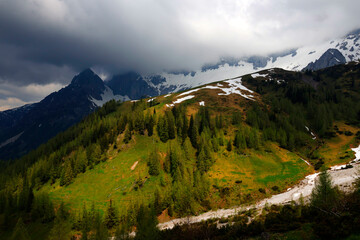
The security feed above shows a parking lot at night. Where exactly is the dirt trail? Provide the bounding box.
[158,160,360,230]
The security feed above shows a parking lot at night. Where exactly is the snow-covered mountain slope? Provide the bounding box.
[89,86,130,107]
[123,29,360,96]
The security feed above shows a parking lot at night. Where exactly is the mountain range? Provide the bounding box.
[0,29,359,160]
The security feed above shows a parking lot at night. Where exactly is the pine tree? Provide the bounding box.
[154,188,162,215]
[166,111,176,139]
[11,218,30,240]
[57,201,68,221]
[104,200,119,229]
[227,139,232,151]
[60,159,73,186]
[157,115,169,143]
[48,216,72,240]
[135,205,159,240]
[181,114,189,143]
[188,115,198,148]
[147,149,161,176]
[94,211,108,240]
[81,203,90,240]
[310,169,338,213]
[123,128,132,144]
[145,113,154,136]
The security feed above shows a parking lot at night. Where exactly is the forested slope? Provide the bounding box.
[0,62,360,239]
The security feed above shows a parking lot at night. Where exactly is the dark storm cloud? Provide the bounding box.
[0,0,360,109]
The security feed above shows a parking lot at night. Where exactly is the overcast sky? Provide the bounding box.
[0,0,359,110]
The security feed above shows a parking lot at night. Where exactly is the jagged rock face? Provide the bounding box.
[107,72,159,99]
[303,49,346,71]
[0,69,108,160]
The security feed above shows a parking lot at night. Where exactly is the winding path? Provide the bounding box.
[158,148,360,230]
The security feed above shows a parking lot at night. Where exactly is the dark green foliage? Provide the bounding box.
[11,218,30,240]
[135,205,159,240]
[166,111,176,140]
[48,216,72,240]
[147,149,161,176]
[123,128,132,144]
[17,182,33,212]
[310,170,338,212]
[233,130,247,151]
[157,115,169,143]
[215,114,224,129]
[231,111,242,125]
[198,107,210,134]
[167,143,182,182]
[104,200,119,229]
[197,132,214,174]
[188,115,198,148]
[145,112,155,136]
[31,192,55,223]
[226,139,232,151]
[60,158,73,186]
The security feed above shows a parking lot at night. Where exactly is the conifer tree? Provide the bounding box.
[227,139,232,151]
[147,149,161,176]
[94,211,108,240]
[181,114,189,143]
[11,218,30,240]
[157,115,169,143]
[81,203,90,240]
[310,169,338,213]
[154,188,162,215]
[123,128,132,144]
[48,216,72,240]
[104,199,119,229]
[135,205,159,240]
[166,111,176,139]
[60,159,73,186]
[145,113,154,136]
[188,115,198,148]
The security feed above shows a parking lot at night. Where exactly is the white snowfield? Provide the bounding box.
[166,77,254,107]
[137,32,360,96]
[251,73,268,78]
[89,86,130,107]
[157,145,360,231]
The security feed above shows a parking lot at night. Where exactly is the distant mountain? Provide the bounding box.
[121,29,360,94]
[0,69,124,160]
[1,29,360,160]
[303,49,346,71]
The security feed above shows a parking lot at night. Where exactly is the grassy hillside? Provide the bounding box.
[1,62,360,239]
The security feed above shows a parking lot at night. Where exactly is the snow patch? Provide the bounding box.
[217,78,255,100]
[251,73,268,78]
[352,145,360,162]
[305,126,316,140]
[173,95,195,104]
[199,101,205,106]
[301,158,311,166]
[177,88,201,97]
[0,132,23,148]
[90,86,130,107]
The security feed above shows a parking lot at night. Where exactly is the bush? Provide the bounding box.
[345,131,354,136]
[258,188,266,194]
